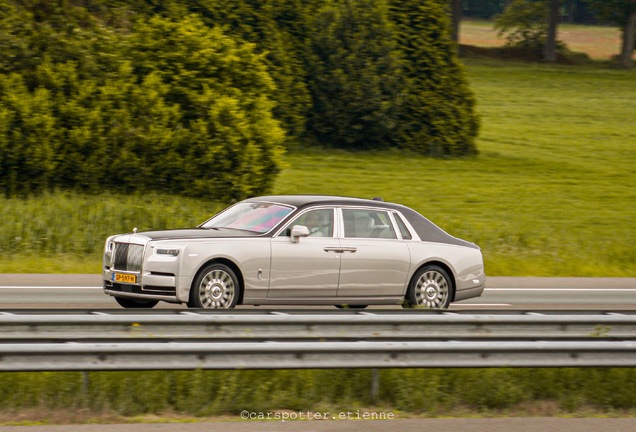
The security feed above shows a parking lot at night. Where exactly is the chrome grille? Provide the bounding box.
[112,243,144,272]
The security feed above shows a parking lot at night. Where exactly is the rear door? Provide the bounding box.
[337,208,410,298]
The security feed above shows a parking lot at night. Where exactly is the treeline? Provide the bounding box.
[0,0,478,200]
[463,0,598,23]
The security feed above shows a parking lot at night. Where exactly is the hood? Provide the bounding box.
[116,227,261,241]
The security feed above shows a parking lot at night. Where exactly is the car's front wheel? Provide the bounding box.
[404,265,453,309]
[115,297,159,309]
[188,263,240,309]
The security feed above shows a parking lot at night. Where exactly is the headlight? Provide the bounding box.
[156,248,180,257]
[105,236,116,253]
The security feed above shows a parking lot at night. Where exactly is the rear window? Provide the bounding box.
[394,213,413,240]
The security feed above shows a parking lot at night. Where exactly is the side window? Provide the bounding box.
[342,209,397,239]
[283,209,334,237]
[394,213,413,240]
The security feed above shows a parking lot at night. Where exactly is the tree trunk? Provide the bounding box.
[544,0,559,62]
[450,0,462,44]
[620,9,636,68]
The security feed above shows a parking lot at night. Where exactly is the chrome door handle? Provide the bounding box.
[323,247,357,253]
[324,247,343,253]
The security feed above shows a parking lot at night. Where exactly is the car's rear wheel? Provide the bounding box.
[115,297,159,308]
[404,265,452,309]
[188,263,239,309]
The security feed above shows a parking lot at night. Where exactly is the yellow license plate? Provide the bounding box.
[113,273,137,284]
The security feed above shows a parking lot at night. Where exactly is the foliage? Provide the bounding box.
[303,0,404,149]
[126,15,285,200]
[190,0,313,147]
[0,1,482,200]
[585,0,636,26]
[494,0,550,48]
[0,75,57,196]
[463,0,510,19]
[0,4,285,200]
[584,0,636,68]
[463,0,598,23]
[389,0,479,156]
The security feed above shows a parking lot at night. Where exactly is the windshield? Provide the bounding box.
[201,202,294,234]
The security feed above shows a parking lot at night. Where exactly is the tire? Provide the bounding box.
[404,265,453,309]
[115,297,159,309]
[188,263,240,309]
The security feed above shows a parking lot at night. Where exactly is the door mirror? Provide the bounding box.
[290,225,310,243]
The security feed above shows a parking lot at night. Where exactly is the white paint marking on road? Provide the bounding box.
[0,286,102,289]
[485,288,636,291]
[452,303,511,307]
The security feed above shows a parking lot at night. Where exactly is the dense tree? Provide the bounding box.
[188,0,312,147]
[494,0,564,62]
[463,0,509,19]
[0,5,286,200]
[123,15,286,199]
[389,0,479,156]
[0,0,482,198]
[303,0,403,149]
[495,0,550,49]
[586,0,636,68]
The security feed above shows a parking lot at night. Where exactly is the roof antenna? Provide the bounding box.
[372,197,384,201]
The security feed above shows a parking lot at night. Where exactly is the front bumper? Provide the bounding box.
[103,269,180,303]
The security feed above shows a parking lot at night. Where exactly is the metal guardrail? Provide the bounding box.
[0,310,635,370]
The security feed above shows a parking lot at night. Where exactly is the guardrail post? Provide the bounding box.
[371,368,379,403]
[82,371,89,397]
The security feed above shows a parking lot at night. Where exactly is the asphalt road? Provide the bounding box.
[0,418,635,432]
[0,274,634,310]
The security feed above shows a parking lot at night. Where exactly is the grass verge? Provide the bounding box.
[1,368,636,425]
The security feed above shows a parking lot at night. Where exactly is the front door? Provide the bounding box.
[268,208,341,299]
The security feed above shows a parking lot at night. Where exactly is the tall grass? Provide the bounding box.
[1,368,635,420]
[0,192,223,273]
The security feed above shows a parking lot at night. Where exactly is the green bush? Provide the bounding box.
[0,7,286,201]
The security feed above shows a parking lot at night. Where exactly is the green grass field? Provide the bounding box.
[1,23,634,277]
[269,59,636,277]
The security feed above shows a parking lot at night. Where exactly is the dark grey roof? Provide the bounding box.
[245,195,478,249]
[245,195,396,209]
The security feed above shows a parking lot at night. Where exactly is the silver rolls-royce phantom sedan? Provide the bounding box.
[103,195,485,309]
